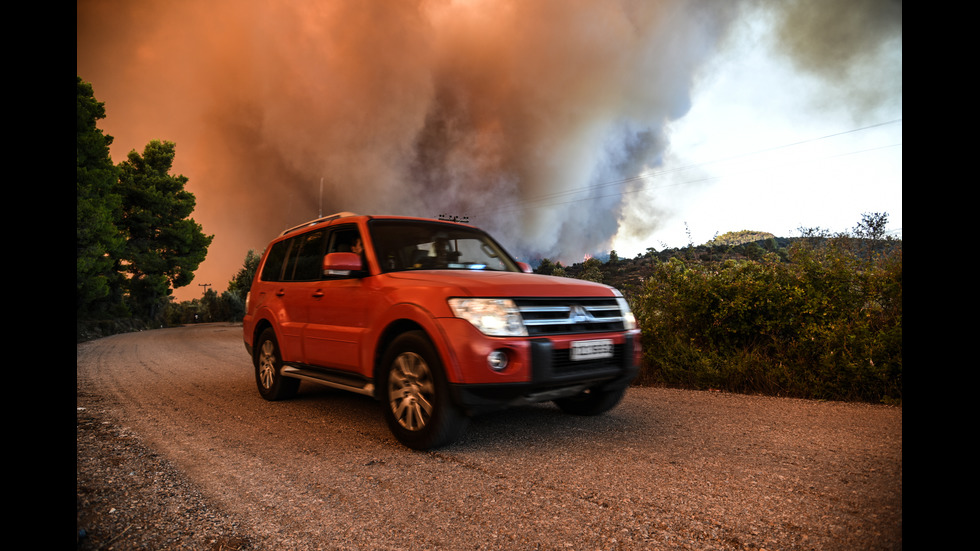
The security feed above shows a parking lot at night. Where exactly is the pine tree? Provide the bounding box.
[116,140,213,320]
[77,76,125,317]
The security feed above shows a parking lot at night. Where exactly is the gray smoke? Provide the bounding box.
[77,0,900,294]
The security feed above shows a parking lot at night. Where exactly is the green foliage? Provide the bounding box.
[630,216,901,404]
[164,289,246,325]
[852,211,892,263]
[76,76,213,327]
[535,258,568,277]
[160,247,259,327]
[114,140,214,320]
[706,230,776,247]
[77,77,125,317]
[227,249,262,302]
[579,257,604,283]
[534,257,557,276]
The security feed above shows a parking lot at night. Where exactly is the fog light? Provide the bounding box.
[487,349,509,371]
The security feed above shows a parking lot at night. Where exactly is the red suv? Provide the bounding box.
[243,213,641,449]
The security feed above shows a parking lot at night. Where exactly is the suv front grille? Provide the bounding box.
[515,297,626,336]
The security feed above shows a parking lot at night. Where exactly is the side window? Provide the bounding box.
[260,240,290,282]
[284,230,326,281]
[326,225,363,255]
[325,225,365,278]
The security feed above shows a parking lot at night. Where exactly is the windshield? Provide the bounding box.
[369,220,521,273]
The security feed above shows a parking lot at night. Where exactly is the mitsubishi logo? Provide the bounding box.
[569,305,593,323]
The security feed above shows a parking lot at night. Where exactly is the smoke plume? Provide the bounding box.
[77,0,900,296]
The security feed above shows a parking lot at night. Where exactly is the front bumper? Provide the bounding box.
[449,333,639,415]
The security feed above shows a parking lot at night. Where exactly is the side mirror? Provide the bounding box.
[517,261,532,274]
[323,252,363,276]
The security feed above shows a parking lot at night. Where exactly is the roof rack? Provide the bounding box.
[280,212,358,236]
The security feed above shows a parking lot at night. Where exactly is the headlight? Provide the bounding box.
[615,295,637,331]
[448,298,527,337]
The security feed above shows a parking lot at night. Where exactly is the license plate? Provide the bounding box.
[570,339,613,361]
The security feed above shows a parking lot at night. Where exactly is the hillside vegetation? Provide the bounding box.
[547,214,902,404]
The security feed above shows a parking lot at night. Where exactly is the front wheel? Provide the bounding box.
[381,331,467,450]
[254,328,299,401]
[554,385,626,416]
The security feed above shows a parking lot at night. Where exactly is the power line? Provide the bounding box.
[469,118,902,218]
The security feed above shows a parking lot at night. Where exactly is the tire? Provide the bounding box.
[254,328,300,401]
[554,385,626,416]
[381,331,467,450]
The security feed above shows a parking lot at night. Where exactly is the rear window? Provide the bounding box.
[259,240,289,282]
[259,230,326,282]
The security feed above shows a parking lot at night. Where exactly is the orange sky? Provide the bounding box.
[77,0,901,302]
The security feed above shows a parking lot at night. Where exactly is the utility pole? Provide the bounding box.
[199,283,211,296]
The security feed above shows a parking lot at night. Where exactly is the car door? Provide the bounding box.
[274,229,327,364]
[303,224,377,374]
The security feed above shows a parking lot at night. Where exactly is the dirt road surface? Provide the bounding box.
[76,323,901,550]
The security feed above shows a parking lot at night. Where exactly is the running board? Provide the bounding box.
[282,365,375,397]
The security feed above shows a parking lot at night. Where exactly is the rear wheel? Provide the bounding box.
[554,385,626,416]
[381,331,467,450]
[254,328,299,401]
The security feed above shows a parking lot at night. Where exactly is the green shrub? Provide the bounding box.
[631,234,901,403]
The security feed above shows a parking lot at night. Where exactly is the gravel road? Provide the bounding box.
[76,323,902,550]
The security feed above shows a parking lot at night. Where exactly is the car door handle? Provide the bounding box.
[312,289,324,298]
[275,288,286,297]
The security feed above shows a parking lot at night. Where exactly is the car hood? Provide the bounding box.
[383,270,619,298]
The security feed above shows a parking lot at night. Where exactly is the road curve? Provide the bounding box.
[76,324,902,550]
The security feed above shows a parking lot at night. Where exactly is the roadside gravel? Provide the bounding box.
[76,383,902,551]
[76,328,902,550]
[77,387,254,550]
